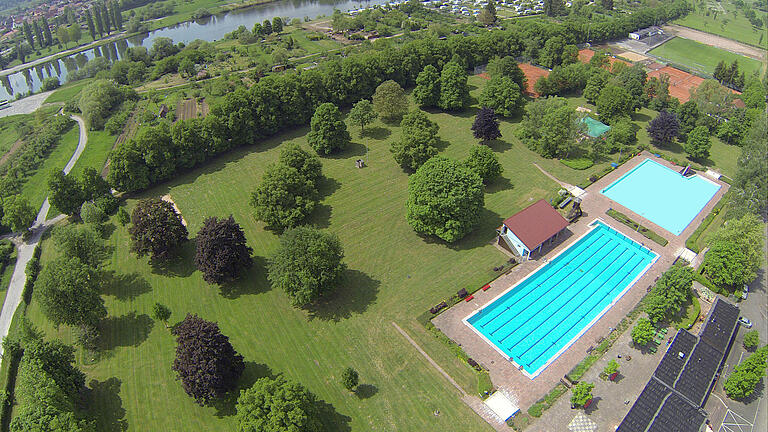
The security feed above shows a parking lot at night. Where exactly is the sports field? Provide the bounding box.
[674,1,768,49]
[16,78,741,430]
[649,37,764,77]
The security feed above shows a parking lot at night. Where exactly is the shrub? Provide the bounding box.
[743,331,759,351]
[632,318,654,346]
[570,382,594,408]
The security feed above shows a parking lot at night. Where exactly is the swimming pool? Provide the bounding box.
[465,221,657,377]
[600,158,721,235]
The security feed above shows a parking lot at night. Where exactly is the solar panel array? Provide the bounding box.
[674,341,722,406]
[619,379,671,432]
[647,393,706,432]
[653,331,697,387]
[699,299,740,353]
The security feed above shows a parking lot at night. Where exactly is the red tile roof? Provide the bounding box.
[502,199,569,250]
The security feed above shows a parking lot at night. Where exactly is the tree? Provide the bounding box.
[341,367,359,392]
[236,376,322,432]
[348,99,377,135]
[406,156,484,243]
[464,145,503,184]
[194,216,253,285]
[438,61,469,111]
[675,100,701,139]
[117,207,130,226]
[153,303,171,328]
[478,76,524,117]
[518,97,580,158]
[52,223,105,267]
[743,331,759,351]
[128,198,188,261]
[33,20,44,48]
[272,17,283,33]
[644,265,695,324]
[472,107,502,143]
[390,110,439,171]
[93,7,104,36]
[278,143,322,184]
[703,213,764,290]
[79,79,127,130]
[486,56,526,90]
[86,10,97,40]
[23,21,34,48]
[2,196,36,232]
[603,359,619,377]
[596,85,634,124]
[684,125,712,160]
[172,314,245,405]
[724,347,767,400]
[647,111,680,147]
[307,103,349,155]
[478,0,497,25]
[35,257,106,328]
[714,60,727,83]
[605,117,637,158]
[373,80,408,122]
[539,36,567,69]
[262,19,272,34]
[41,17,53,46]
[543,0,565,16]
[79,167,110,201]
[68,25,81,46]
[101,4,112,33]
[56,25,69,47]
[631,318,655,346]
[268,227,345,306]
[571,382,594,408]
[584,69,612,105]
[48,170,84,217]
[251,164,319,232]
[600,0,614,10]
[413,65,441,108]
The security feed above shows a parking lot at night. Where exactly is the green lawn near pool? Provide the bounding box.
[648,37,764,77]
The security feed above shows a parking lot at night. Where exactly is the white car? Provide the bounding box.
[739,316,753,328]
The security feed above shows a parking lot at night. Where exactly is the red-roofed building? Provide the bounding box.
[498,199,569,260]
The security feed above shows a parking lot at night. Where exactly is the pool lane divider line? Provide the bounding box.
[462,218,659,379]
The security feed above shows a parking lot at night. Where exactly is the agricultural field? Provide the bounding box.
[674,0,768,48]
[648,36,764,77]
[16,75,742,431]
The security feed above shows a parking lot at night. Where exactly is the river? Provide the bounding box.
[0,0,390,101]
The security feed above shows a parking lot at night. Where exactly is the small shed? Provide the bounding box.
[498,199,569,260]
[580,116,610,138]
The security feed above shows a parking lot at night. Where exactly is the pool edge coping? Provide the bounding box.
[462,218,660,379]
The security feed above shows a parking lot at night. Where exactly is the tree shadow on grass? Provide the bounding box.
[86,377,128,432]
[484,139,513,153]
[435,137,452,151]
[417,207,503,252]
[305,269,380,322]
[355,384,378,399]
[364,126,390,140]
[99,312,154,350]
[307,203,332,229]
[325,142,368,159]
[219,256,271,299]
[317,176,341,199]
[632,112,652,123]
[317,398,352,432]
[100,271,152,301]
[213,361,274,418]
[452,105,480,119]
[149,240,196,278]
[485,176,514,194]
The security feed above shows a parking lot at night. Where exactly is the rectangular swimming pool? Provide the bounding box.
[600,158,721,235]
[465,221,657,377]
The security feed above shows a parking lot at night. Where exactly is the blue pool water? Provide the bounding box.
[600,158,721,235]
[466,221,657,377]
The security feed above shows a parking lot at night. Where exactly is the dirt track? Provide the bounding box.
[663,24,767,61]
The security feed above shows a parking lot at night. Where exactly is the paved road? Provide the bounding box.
[0,114,86,358]
[0,91,55,119]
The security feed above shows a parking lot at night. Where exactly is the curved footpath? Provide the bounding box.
[0,114,86,358]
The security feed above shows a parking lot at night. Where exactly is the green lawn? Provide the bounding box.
[674,2,768,49]
[19,121,79,212]
[69,129,115,177]
[18,77,743,431]
[648,37,764,77]
[44,79,92,104]
[0,113,29,158]
[0,245,17,309]
[19,78,615,432]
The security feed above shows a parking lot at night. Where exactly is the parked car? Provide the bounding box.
[738,316,752,328]
[741,285,749,300]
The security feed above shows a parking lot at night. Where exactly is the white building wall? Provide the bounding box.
[500,226,528,257]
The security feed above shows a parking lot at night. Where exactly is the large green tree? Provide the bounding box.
[486,56,527,90]
[235,376,322,432]
[703,213,764,290]
[35,257,106,328]
[268,226,346,307]
[373,80,408,122]
[596,85,634,124]
[48,170,84,217]
[413,65,441,108]
[644,265,694,324]
[406,156,484,243]
[631,318,655,346]
[347,99,378,135]
[464,145,503,184]
[438,61,470,111]
[251,164,319,232]
[52,224,105,268]
[390,110,439,171]
[724,346,767,400]
[478,76,524,117]
[684,125,712,160]
[307,103,350,155]
[2,196,36,232]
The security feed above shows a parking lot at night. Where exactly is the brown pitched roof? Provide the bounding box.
[502,199,569,250]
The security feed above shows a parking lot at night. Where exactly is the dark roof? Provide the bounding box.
[647,392,706,432]
[699,298,739,353]
[501,200,569,250]
[674,340,722,406]
[619,378,671,432]
[654,330,697,387]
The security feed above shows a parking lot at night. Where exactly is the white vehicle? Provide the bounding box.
[739,316,753,328]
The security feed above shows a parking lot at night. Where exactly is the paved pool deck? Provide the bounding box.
[432,151,729,412]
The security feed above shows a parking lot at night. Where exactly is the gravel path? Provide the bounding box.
[0,114,87,358]
[0,91,55,119]
[663,24,767,61]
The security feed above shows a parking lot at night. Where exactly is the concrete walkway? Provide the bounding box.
[0,91,55,119]
[0,114,86,358]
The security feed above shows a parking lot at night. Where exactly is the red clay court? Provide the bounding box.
[478,64,551,98]
[578,49,632,71]
[647,66,706,103]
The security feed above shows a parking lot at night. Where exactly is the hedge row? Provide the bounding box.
[606,209,668,246]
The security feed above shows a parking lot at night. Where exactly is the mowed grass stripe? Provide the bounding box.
[649,36,764,76]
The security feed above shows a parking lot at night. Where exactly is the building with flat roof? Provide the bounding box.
[497,199,569,260]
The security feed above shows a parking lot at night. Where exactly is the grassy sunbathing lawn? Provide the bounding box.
[648,37,764,77]
[18,77,742,430]
[68,129,115,177]
[673,2,768,49]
